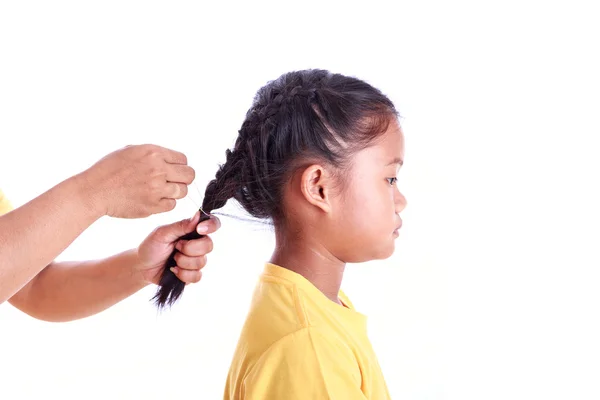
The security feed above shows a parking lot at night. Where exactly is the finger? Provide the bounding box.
[152,211,200,243]
[170,267,202,284]
[173,253,207,270]
[154,198,176,214]
[196,216,221,234]
[162,148,188,165]
[175,236,214,256]
[166,164,195,185]
[162,182,188,200]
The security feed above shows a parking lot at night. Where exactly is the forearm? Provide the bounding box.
[0,173,103,303]
[9,249,149,322]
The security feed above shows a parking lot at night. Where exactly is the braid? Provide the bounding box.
[152,148,245,309]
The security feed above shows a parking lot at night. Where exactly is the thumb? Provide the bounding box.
[153,211,200,244]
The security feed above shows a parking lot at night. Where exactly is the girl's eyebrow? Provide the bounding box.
[386,157,404,166]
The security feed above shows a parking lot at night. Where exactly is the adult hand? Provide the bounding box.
[79,144,195,218]
[136,212,221,285]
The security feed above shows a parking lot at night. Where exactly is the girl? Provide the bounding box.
[156,69,406,399]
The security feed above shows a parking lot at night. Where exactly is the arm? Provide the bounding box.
[9,250,145,322]
[0,144,195,303]
[0,175,102,303]
[241,328,367,400]
[8,212,220,322]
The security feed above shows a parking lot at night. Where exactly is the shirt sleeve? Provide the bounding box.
[0,189,13,215]
[242,327,367,400]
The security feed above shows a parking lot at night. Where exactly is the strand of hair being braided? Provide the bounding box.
[152,145,247,309]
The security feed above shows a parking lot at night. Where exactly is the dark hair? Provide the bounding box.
[152,69,398,309]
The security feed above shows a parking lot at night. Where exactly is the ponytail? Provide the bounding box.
[151,213,210,308]
[152,148,244,309]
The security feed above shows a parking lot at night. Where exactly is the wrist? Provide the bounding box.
[132,248,154,287]
[69,171,107,220]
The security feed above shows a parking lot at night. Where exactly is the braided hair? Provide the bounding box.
[153,69,399,308]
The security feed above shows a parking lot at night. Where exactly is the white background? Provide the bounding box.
[1,1,599,399]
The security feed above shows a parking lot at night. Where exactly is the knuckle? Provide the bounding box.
[178,239,189,254]
[148,178,160,190]
[178,219,190,234]
[151,149,161,160]
[177,152,188,164]
[150,225,164,239]
[145,146,161,160]
[140,144,154,154]
[146,167,161,182]
[154,166,167,178]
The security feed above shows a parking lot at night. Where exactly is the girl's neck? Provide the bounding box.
[270,229,346,304]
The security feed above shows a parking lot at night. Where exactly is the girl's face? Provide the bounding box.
[329,119,406,262]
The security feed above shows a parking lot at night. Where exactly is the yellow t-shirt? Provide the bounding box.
[0,189,13,215]
[224,263,391,400]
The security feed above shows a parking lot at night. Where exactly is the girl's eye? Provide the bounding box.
[386,177,398,185]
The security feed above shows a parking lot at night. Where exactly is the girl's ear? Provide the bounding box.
[299,164,333,214]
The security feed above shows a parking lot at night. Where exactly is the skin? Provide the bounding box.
[271,119,407,304]
[7,212,220,322]
[0,144,196,303]
[0,143,221,319]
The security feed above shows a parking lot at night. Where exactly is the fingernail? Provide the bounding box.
[170,267,177,275]
[197,224,208,234]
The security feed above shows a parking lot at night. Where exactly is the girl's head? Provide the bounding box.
[154,69,406,307]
